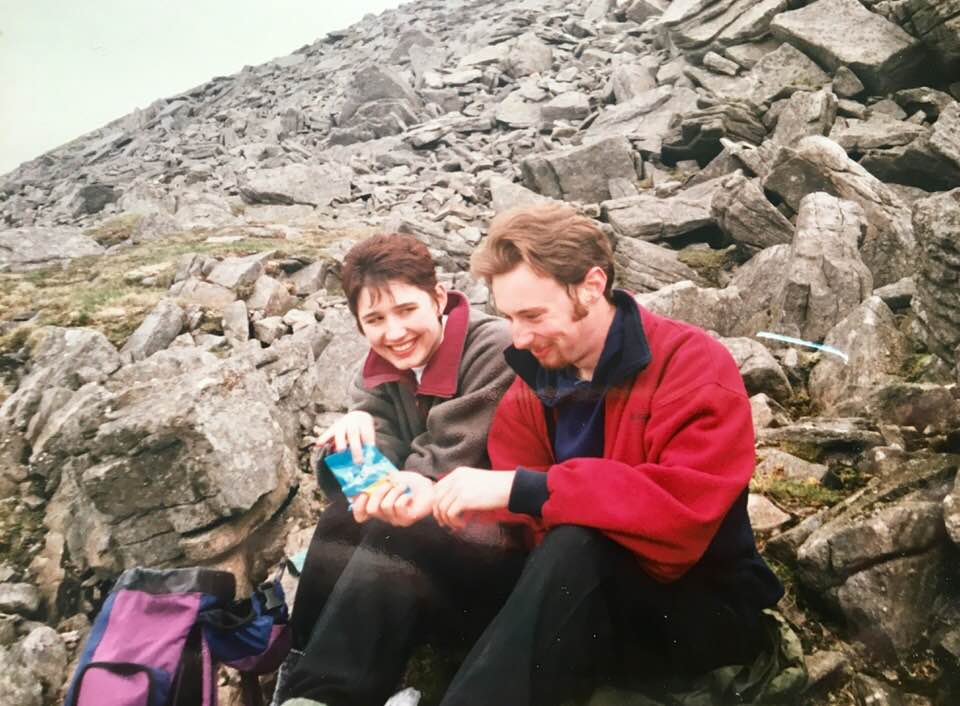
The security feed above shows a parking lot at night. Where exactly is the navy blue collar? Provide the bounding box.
[504,289,652,405]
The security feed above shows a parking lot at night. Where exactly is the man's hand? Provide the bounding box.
[316,410,375,463]
[433,467,515,529]
[351,471,435,527]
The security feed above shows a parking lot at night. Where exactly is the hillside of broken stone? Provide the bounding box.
[2,0,960,704]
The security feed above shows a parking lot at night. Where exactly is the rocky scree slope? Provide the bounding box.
[2,0,960,704]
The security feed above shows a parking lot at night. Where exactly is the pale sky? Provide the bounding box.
[0,0,404,175]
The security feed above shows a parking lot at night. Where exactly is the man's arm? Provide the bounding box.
[489,339,755,582]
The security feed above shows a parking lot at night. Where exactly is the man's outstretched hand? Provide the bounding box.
[433,467,515,529]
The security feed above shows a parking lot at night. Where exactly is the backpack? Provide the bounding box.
[64,566,291,706]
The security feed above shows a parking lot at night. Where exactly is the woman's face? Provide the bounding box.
[356,280,447,370]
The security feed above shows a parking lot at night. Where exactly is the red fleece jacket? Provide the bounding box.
[486,305,756,583]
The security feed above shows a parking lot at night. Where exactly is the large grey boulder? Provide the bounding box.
[625,0,666,24]
[494,92,542,128]
[287,260,334,297]
[0,636,49,706]
[487,175,556,214]
[602,177,722,241]
[728,244,792,335]
[636,280,745,336]
[169,278,237,312]
[896,0,960,75]
[808,296,911,412]
[835,548,947,663]
[206,252,270,293]
[521,137,641,204]
[945,472,960,546]
[312,307,369,412]
[757,416,885,464]
[120,299,185,364]
[608,63,658,103]
[763,136,916,288]
[686,43,830,106]
[829,115,929,152]
[928,101,960,178]
[0,583,41,616]
[0,327,121,435]
[253,316,288,345]
[742,42,831,105]
[541,92,590,124]
[770,89,838,146]
[719,337,792,403]
[31,344,314,580]
[505,33,553,78]
[240,163,353,207]
[221,300,250,347]
[845,382,960,434]
[748,493,792,533]
[458,42,511,69]
[613,238,704,294]
[584,86,700,154]
[662,102,766,166]
[0,227,104,272]
[659,0,788,54]
[912,188,960,363]
[750,393,791,432]
[797,456,953,588]
[770,0,926,93]
[770,192,873,343]
[15,626,67,696]
[756,449,828,483]
[338,64,422,125]
[795,448,956,664]
[711,171,793,251]
[857,102,960,191]
[246,275,297,317]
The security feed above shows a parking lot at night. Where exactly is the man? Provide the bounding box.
[428,203,784,704]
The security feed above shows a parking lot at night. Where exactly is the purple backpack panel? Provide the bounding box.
[65,568,235,706]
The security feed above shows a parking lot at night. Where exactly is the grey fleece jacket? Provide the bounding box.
[347,293,515,479]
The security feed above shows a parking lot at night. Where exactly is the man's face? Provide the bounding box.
[491,263,591,370]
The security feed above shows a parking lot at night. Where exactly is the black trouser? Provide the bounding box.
[439,525,770,706]
[289,497,366,652]
[285,508,527,706]
[288,521,770,706]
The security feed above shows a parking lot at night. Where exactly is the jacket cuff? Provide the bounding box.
[508,468,549,518]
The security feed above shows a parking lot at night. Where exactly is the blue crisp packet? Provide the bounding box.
[325,444,398,498]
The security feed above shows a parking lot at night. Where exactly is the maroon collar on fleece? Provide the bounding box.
[360,290,470,398]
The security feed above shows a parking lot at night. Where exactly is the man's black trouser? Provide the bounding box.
[286,510,771,706]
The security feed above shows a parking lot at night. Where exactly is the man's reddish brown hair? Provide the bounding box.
[470,203,615,313]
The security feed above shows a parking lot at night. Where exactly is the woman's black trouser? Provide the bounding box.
[284,507,527,706]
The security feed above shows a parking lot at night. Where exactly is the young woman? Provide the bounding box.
[276,233,523,706]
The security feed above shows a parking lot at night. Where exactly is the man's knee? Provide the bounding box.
[522,524,620,588]
[539,524,610,555]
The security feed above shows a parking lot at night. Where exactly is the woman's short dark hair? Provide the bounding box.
[341,233,439,324]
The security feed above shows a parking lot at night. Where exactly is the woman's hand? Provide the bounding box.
[316,410,376,463]
[351,471,435,527]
